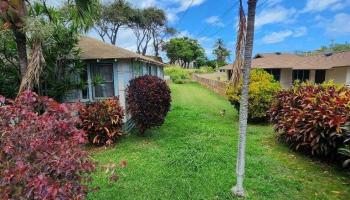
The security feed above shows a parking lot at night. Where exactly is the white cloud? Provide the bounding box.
[265,0,283,7]
[325,13,350,34]
[293,27,307,37]
[255,6,297,28]
[176,0,206,12]
[262,30,293,44]
[126,0,206,23]
[261,27,307,44]
[205,16,225,27]
[127,0,156,8]
[301,0,350,13]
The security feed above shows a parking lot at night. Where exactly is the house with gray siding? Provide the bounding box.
[66,36,165,122]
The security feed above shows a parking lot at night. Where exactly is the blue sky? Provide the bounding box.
[85,0,350,61]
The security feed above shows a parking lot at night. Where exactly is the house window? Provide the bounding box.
[151,66,157,76]
[264,69,281,81]
[315,70,326,84]
[228,70,233,80]
[91,63,114,98]
[292,70,310,82]
[133,62,142,77]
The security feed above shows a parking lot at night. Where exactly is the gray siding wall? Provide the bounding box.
[65,59,164,122]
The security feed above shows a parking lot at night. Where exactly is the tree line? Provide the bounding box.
[94,0,232,68]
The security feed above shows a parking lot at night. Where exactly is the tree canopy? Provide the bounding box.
[163,37,205,68]
[94,1,174,56]
[95,0,133,45]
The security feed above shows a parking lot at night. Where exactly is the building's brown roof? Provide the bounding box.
[221,51,350,70]
[78,36,164,66]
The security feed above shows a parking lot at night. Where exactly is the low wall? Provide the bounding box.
[192,74,229,97]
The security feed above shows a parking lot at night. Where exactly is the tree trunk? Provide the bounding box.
[232,0,257,197]
[13,29,28,77]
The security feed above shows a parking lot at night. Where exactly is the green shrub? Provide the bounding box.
[226,69,281,121]
[164,65,190,84]
[194,66,215,74]
[339,146,350,167]
[269,82,350,164]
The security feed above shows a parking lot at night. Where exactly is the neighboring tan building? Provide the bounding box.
[65,36,165,124]
[220,51,350,88]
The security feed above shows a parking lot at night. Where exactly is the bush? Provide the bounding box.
[268,83,350,161]
[127,75,171,135]
[0,91,95,199]
[338,146,350,167]
[193,66,215,74]
[226,69,281,121]
[79,97,124,146]
[164,65,190,84]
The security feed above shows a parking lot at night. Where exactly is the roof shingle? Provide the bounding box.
[78,36,164,66]
[221,51,350,70]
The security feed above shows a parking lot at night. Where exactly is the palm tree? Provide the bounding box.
[232,0,258,197]
[213,38,230,67]
[0,0,98,93]
[0,0,28,77]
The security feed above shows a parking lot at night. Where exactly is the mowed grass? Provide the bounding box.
[88,83,350,200]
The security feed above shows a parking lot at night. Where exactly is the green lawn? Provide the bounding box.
[88,83,350,200]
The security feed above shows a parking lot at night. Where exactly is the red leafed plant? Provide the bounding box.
[268,83,350,160]
[126,75,171,135]
[0,91,95,200]
[79,97,124,146]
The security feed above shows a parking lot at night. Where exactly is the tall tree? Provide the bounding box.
[231,0,258,197]
[163,37,205,68]
[152,27,176,57]
[95,0,133,45]
[129,7,167,55]
[1,1,90,100]
[141,7,166,55]
[0,0,28,77]
[213,38,231,67]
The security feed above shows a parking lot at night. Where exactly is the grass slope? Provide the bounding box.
[88,83,350,200]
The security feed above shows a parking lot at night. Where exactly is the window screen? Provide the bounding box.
[91,64,114,98]
[292,70,310,82]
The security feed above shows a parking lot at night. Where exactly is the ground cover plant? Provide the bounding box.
[88,83,350,200]
[126,75,171,135]
[0,91,95,199]
[164,65,191,84]
[269,83,350,166]
[227,69,281,121]
[80,97,124,146]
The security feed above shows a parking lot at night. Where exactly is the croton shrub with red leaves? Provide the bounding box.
[0,91,95,200]
[127,75,171,135]
[79,97,124,146]
[268,83,350,162]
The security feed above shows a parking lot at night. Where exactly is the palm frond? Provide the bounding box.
[18,41,45,93]
[231,0,246,87]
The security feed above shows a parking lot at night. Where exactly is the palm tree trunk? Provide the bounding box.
[232,0,257,197]
[13,28,28,78]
